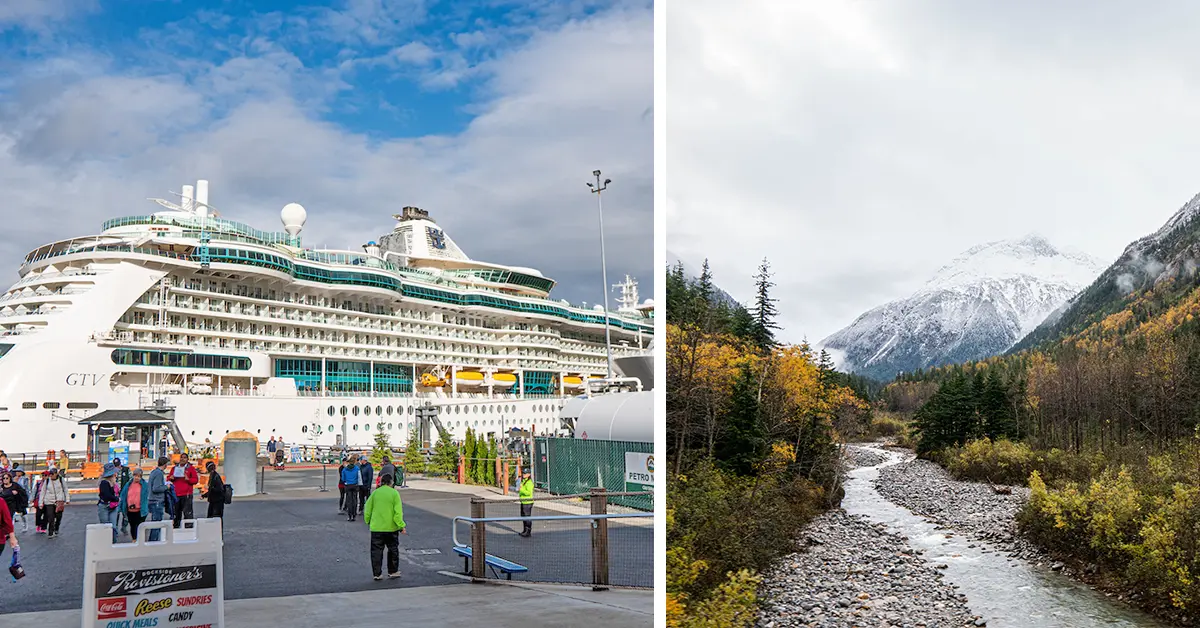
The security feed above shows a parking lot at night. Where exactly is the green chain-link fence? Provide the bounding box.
[533,437,653,511]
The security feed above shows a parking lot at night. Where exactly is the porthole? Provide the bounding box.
[327,406,335,417]
[353,406,360,416]
[71,433,76,439]
[328,425,335,433]
[388,423,393,430]
[191,431,195,436]
[256,429,261,434]
[387,406,393,415]
[208,431,213,435]
[341,406,348,416]
[376,406,383,416]
[364,406,371,416]
[407,406,413,415]
[353,424,359,431]
[302,425,308,433]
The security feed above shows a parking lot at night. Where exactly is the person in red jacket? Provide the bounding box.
[169,453,199,528]
[0,496,16,557]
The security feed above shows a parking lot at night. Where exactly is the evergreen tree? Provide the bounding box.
[484,438,496,485]
[369,422,392,466]
[403,426,426,474]
[463,429,477,483]
[729,304,756,342]
[697,258,715,305]
[749,258,780,352]
[714,363,766,475]
[666,262,691,325]
[430,430,458,477]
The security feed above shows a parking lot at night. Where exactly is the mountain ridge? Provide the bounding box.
[821,235,1105,380]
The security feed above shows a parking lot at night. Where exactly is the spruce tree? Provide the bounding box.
[430,430,458,477]
[714,363,766,476]
[369,422,391,466]
[749,258,780,352]
[403,426,426,474]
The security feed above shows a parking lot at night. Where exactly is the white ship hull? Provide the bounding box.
[0,182,654,454]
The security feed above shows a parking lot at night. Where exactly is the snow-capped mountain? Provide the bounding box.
[820,235,1106,380]
[1015,191,1200,352]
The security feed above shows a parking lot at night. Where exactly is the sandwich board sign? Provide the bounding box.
[624,452,654,492]
[83,518,224,628]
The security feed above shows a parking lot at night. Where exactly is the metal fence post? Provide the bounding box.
[470,497,486,582]
[590,488,609,591]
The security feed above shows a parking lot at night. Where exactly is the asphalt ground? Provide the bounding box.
[0,468,653,615]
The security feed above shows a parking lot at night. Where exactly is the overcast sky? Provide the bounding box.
[0,0,651,309]
[667,0,1200,343]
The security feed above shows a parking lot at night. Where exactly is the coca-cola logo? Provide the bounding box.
[97,597,126,620]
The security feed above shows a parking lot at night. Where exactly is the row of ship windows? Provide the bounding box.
[182,419,551,438]
[324,403,561,418]
[19,402,99,410]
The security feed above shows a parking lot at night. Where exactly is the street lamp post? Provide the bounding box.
[587,170,614,379]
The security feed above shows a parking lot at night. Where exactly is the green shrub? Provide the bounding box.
[668,459,820,601]
[868,415,908,439]
[942,438,1034,485]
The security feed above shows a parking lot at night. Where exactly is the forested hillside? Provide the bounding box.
[665,259,872,627]
[888,235,1200,622]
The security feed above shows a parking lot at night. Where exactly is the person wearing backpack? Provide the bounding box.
[146,456,170,542]
[201,462,226,521]
[41,467,69,539]
[118,467,150,542]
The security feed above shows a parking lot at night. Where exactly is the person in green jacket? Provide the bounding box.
[363,472,407,581]
[518,469,534,537]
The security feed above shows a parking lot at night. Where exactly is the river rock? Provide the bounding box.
[757,510,975,628]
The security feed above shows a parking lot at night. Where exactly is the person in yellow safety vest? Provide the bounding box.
[518,469,534,538]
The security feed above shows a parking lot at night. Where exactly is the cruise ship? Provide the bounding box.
[0,179,654,454]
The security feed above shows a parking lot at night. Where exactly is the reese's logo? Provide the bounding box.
[135,597,172,616]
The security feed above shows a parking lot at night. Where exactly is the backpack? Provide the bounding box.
[222,484,233,505]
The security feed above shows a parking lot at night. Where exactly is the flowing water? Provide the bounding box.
[845,447,1169,627]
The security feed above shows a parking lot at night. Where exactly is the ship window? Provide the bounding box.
[386,406,393,416]
[353,424,358,431]
[21,402,35,409]
[42,402,60,409]
[407,406,413,415]
[388,423,393,430]
[376,406,383,416]
[364,406,371,416]
[301,425,308,433]
[329,425,334,433]
[327,406,335,417]
[340,406,347,416]
[71,433,76,439]
[352,406,360,416]
[67,402,99,409]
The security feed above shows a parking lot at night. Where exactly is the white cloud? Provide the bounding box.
[668,0,1200,343]
[0,0,98,31]
[0,3,653,308]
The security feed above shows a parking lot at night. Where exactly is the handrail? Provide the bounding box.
[451,512,654,548]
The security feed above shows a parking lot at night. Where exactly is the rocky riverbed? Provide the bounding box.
[843,444,889,470]
[873,455,1045,562]
[757,510,981,628]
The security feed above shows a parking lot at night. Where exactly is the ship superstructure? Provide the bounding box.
[0,180,653,453]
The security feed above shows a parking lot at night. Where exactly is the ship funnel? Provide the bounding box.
[181,185,195,212]
[281,203,307,238]
[195,180,210,218]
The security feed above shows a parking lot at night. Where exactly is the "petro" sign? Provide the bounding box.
[624,452,654,492]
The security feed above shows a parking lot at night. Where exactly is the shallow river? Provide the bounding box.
[846,447,1169,627]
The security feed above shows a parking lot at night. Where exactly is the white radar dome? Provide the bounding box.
[593,305,604,312]
[281,203,307,237]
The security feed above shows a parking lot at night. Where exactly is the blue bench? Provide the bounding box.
[452,546,528,580]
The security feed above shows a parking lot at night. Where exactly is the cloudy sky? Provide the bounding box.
[0,0,651,308]
[667,1,1200,343]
